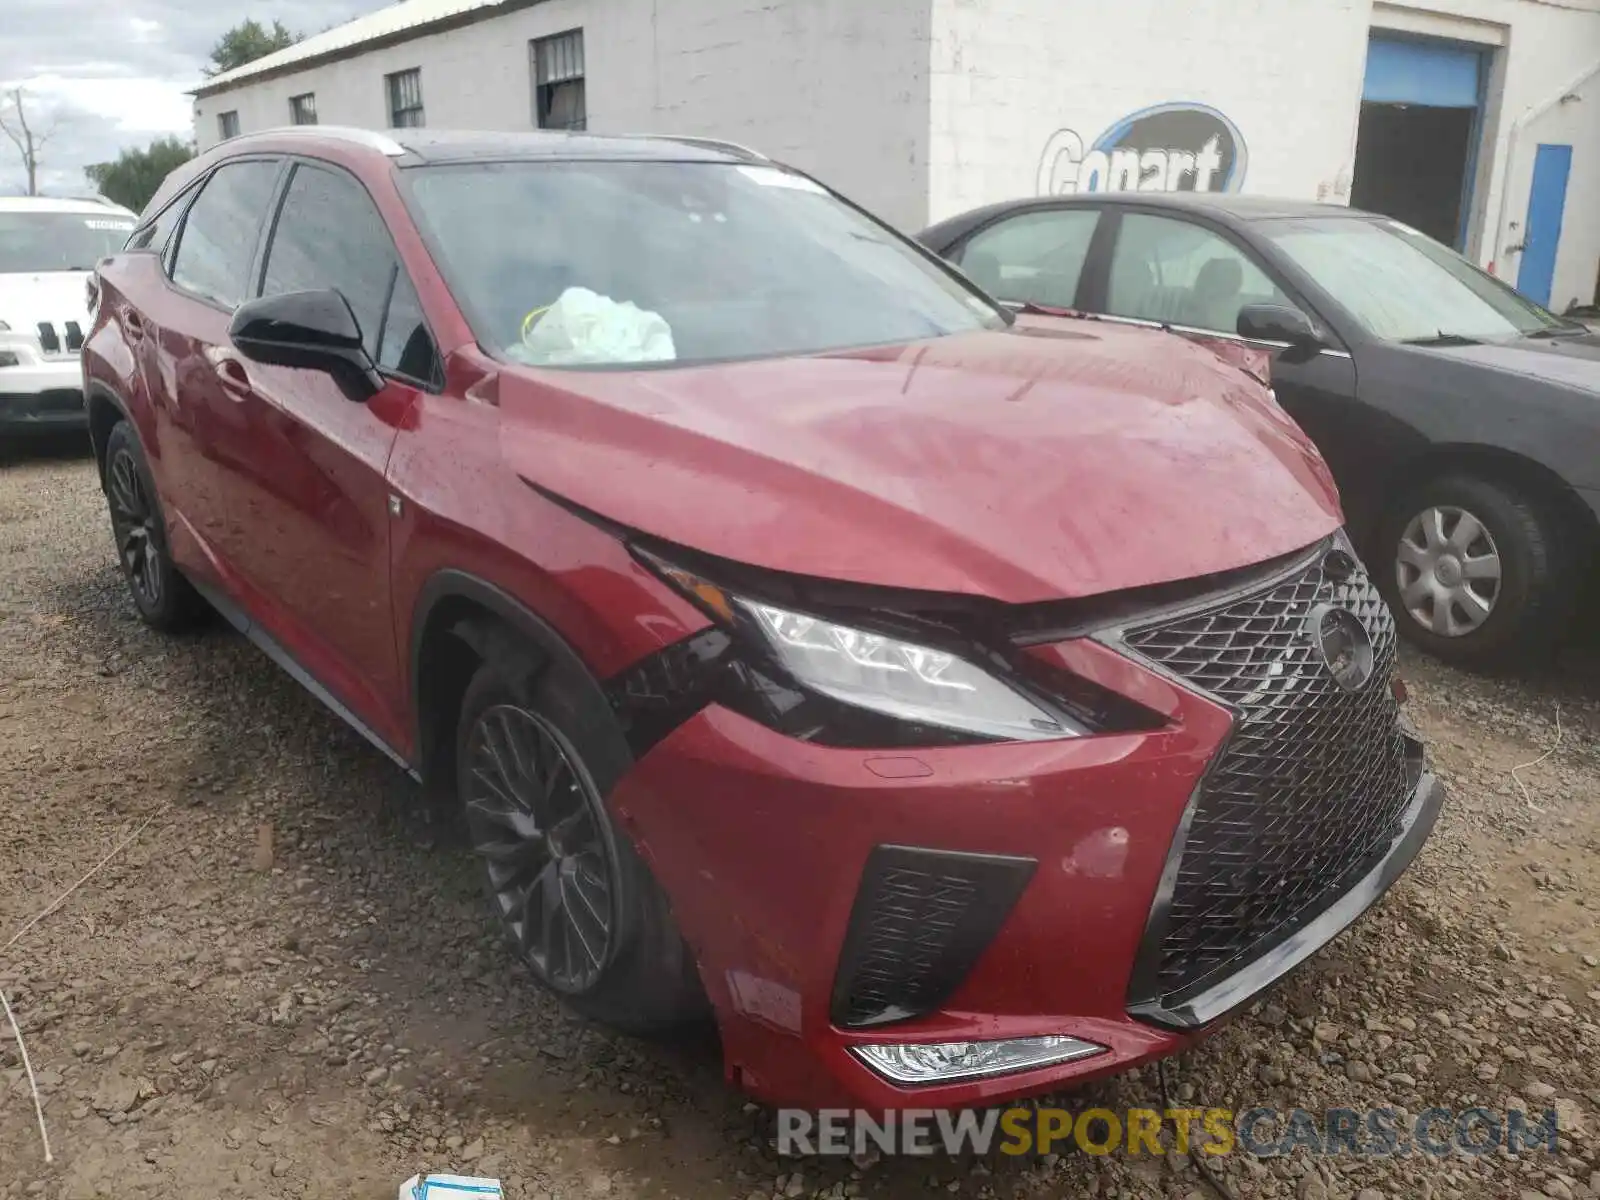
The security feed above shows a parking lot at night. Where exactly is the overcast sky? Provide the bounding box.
[0,1,380,195]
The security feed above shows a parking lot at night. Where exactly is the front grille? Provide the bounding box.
[1121,541,1413,1008]
[830,846,1034,1028]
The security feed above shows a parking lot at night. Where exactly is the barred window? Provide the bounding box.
[387,69,424,128]
[289,93,318,125]
[532,30,585,131]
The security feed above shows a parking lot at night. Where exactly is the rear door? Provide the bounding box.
[156,157,284,570]
[208,158,440,748]
[942,205,1106,309]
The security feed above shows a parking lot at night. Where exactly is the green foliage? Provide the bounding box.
[206,19,297,76]
[85,137,195,213]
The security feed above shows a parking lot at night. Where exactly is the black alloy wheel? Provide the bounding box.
[101,420,206,632]
[463,702,618,994]
[107,443,163,611]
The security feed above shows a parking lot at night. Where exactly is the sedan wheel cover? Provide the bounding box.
[1395,505,1503,638]
[464,704,616,994]
[106,448,162,608]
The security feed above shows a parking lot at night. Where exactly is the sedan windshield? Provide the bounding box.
[1260,216,1568,344]
[404,159,1007,367]
[0,211,135,273]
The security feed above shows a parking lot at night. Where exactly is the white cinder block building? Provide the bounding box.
[194,0,1600,312]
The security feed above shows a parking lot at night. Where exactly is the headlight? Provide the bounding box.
[739,600,1072,741]
[641,551,1081,743]
[0,350,18,368]
[0,320,9,331]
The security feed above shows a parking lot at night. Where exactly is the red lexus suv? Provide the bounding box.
[82,127,1438,1111]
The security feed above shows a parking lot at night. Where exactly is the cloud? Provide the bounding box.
[0,0,376,195]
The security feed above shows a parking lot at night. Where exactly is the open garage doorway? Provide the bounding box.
[1351,34,1488,250]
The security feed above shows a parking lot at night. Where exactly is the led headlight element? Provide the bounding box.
[852,1036,1106,1086]
[738,599,1077,742]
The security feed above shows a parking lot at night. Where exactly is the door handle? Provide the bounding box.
[123,308,146,343]
[204,346,253,401]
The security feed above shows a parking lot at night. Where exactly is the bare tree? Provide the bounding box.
[0,89,58,197]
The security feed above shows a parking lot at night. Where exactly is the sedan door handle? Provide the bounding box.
[123,308,147,343]
[204,346,254,400]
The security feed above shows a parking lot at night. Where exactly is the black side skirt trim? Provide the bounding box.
[190,577,420,780]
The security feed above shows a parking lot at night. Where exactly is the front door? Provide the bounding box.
[1095,209,1366,517]
[207,159,437,750]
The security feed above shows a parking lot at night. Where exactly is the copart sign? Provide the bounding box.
[1036,102,1247,196]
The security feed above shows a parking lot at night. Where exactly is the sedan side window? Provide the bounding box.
[169,160,281,309]
[1107,213,1288,336]
[955,209,1100,308]
[260,164,399,359]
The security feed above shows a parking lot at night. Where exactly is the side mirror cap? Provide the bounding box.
[1237,303,1324,353]
[229,289,383,400]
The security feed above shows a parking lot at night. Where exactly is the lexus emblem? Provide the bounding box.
[1308,604,1375,692]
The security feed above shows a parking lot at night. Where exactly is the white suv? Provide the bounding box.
[0,196,136,439]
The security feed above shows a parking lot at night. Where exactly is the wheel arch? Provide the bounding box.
[409,569,623,798]
[1370,443,1600,553]
[83,380,132,487]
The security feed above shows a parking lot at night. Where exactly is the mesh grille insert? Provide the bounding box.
[1123,545,1413,1001]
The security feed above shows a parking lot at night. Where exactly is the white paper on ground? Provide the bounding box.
[398,1173,504,1199]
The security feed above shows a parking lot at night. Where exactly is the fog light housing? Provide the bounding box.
[851,1035,1105,1086]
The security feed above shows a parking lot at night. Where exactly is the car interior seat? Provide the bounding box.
[1188,257,1244,333]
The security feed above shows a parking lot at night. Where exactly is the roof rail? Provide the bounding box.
[631,134,770,162]
[244,125,408,157]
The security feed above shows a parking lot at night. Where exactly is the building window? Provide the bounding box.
[289,93,317,125]
[387,69,424,128]
[532,30,585,130]
[217,111,240,140]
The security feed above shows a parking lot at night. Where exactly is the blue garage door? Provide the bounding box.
[1363,36,1484,108]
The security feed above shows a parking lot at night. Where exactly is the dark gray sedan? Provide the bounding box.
[919,194,1600,666]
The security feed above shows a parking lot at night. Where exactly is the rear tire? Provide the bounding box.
[102,421,208,633]
[1374,474,1569,667]
[453,635,706,1034]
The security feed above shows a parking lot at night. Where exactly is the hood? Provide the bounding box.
[0,271,92,345]
[1402,331,1600,392]
[496,320,1343,603]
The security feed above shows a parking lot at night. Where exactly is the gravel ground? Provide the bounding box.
[2,437,1599,1200]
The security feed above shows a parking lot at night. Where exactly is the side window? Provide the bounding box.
[170,160,281,308]
[377,271,439,384]
[260,164,398,359]
[955,209,1100,308]
[1107,213,1288,335]
[127,192,188,257]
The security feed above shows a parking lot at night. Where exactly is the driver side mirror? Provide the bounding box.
[229,289,383,401]
[1237,304,1324,356]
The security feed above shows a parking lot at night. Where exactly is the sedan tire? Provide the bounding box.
[1376,474,1568,666]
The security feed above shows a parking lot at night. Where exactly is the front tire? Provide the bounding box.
[1375,474,1569,666]
[454,639,705,1033]
[103,421,207,633]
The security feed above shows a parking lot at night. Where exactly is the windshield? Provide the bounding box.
[1260,216,1567,343]
[0,211,135,274]
[404,160,1007,367]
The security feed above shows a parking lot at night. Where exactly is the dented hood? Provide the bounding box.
[497,320,1342,603]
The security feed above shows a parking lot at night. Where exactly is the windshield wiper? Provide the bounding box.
[1400,332,1482,347]
[1525,323,1589,340]
[1015,300,1080,318]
